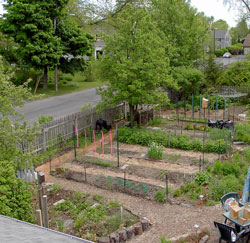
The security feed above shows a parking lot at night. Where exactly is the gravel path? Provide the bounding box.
[37,146,223,243]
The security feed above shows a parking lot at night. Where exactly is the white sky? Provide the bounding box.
[190,0,240,28]
[0,0,240,28]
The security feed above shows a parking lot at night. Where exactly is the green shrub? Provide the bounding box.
[118,126,229,153]
[148,142,163,160]
[154,190,166,203]
[38,115,53,124]
[55,200,75,212]
[93,194,104,203]
[235,123,250,144]
[195,172,211,186]
[65,76,73,81]
[160,236,173,243]
[147,117,163,126]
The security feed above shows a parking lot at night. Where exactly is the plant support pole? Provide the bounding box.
[192,93,194,119]
[165,174,168,198]
[116,126,119,167]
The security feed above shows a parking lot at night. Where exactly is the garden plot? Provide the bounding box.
[52,140,220,202]
[46,186,140,242]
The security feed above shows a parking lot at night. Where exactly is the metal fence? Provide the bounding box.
[20,103,126,153]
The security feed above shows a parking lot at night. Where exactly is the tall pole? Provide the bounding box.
[54,18,58,92]
[213,28,216,54]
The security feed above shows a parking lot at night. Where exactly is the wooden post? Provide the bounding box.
[73,124,76,159]
[124,102,127,120]
[165,174,168,198]
[42,195,49,228]
[225,136,228,155]
[36,209,43,226]
[43,129,46,152]
[168,131,171,148]
[192,93,194,119]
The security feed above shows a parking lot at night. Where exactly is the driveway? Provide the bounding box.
[16,87,101,124]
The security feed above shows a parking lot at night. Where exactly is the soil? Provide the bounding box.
[37,140,224,243]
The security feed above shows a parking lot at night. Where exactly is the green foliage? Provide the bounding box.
[75,205,106,230]
[49,184,63,194]
[148,142,163,160]
[172,66,205,98]
[204,52,222,86]
[160,236,172,243]
[218,61,250,86]
[152,0,210,67]
[96,3,174,117]
[154,190,166,203]
[93,194,104,204]
[212,19,229,30]
[55,200,75,212]
[235,123,250,144]
[0,160,34,222]
[147,117,163,126]
[81,103,93,111]
[195,172,211,186]
[118,126,230,153]
[38,115,53,124]
[209,128,231,140]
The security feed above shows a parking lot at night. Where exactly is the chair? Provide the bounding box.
[214,221,248,243]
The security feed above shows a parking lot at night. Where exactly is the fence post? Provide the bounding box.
[42,195,49,228]
[73,124,76,159]
[36,209,43,226]
[216,96,218,120]
[184,98,186,118]
[42,128,46,152]
[199,94,202,120]
[124,102,127,121]
[168,131,171,148]
[225,136,228,155]
[224,98,226,120]
[165,174,168,198]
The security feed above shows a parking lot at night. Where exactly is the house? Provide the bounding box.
[243,34,250,55]
[211,29,232,49]
[0,214,93,243]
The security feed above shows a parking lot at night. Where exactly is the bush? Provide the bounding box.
[148,142,163,159]
[235,123,250,144]
[147,117,162,126]
[195,172,211,186]
[118,127,229,154]
[154,190,166,203]
[65,76,73,81]
[38,115,53,124]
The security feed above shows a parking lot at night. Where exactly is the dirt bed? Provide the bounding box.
[37,144,224,243]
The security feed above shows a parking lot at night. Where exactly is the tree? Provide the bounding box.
[204,52,222,87]
[1,0,68,89]
[151,0,211,67]
[0,57,38,222]
[55,15,93,74]
[223,0,250,18]
[97,4,175,121]
[172,67,205,99]
[212,19,229,30]
[217,60,250,86]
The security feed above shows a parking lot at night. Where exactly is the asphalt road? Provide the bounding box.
[16,87,101,124]
[215,55,245,67]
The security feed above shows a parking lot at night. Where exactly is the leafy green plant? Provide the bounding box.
[38,115,53,124]
[148,142,163,160]
[55,200,75,212]
[147,117,163,126]
[81,103,93,111]
[154,190,166,203]
[195,172,211,186]
[49,184,63,194]
[160,236,173,243]
[93,194,104,204]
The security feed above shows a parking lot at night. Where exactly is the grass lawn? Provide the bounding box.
[33,71,106,98]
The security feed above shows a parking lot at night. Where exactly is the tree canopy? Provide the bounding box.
[97,3,175,118]
[1,0,93,88]
[212,19,229,30]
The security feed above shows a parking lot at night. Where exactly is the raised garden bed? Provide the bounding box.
[45,186,151,242]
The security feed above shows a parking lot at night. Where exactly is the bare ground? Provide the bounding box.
[37,144,223,243]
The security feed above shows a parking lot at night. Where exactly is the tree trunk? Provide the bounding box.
[129,104,137,126]
[55,65,58,92]
[43,66,48,89]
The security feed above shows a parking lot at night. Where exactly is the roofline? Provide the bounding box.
[0,214,94,243]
